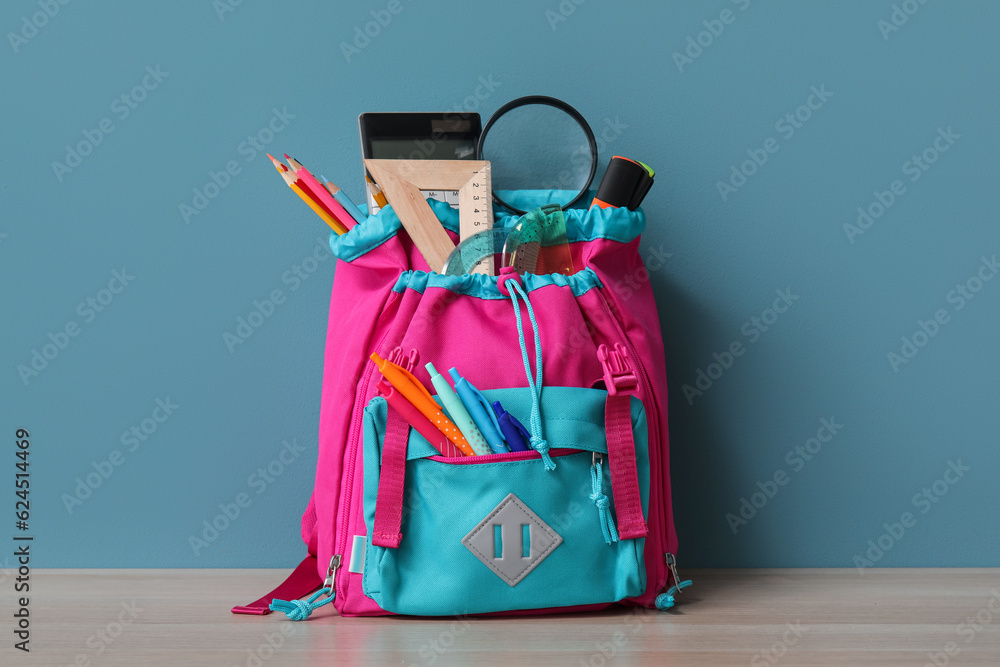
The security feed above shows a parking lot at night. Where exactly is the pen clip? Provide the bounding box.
[507,412,531,441]
[465,381,504,441]
[386,347,419,374]
[388,360,437,405]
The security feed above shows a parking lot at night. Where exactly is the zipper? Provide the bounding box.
[665,552,681,591]
[333,292,401,601]
[428,448,581,465]
[324,554,342,590]
[595,285,670,589]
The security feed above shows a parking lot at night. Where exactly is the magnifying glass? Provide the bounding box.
[476,96,598,216]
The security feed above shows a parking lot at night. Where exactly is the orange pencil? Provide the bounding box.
[268,154,347,234]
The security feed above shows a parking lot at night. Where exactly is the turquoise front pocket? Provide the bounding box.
[361,386,649,616]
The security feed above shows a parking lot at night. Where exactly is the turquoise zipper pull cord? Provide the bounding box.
[270,586,336,621]
[507,279,555,471]
[590,453,619,544]
[655,553,693,610]
[655,580,693,610]
[270,554,340,621]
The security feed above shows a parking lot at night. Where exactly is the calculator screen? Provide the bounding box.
[370,138,477,161]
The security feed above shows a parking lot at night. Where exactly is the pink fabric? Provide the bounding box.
[605,393,648,540]
[298,208,676,617]
[371,406,408,548]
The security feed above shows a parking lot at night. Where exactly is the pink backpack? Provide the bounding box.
[233,192,684,619]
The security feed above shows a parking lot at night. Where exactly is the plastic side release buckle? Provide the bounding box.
[597,343,637,396]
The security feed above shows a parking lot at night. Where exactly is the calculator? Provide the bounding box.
[358,112,482,214]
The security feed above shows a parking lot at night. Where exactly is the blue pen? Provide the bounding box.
[449,368,507,453]
[492,401,531,452]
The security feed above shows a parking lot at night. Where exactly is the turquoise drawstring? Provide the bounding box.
[655,579,693,610]
[590,459,619,544]
[269,586,336,621]
[507,280,554,471]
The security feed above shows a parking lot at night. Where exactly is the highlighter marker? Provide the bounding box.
[425,363,492,456]
[591,156,654,210]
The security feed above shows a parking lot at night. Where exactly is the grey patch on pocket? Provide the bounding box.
[462,493,563,587]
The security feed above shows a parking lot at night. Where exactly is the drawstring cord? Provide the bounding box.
[507,280,555,471]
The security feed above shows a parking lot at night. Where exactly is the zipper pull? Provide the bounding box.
[589,452,619,544]
[270,554,341,621]
[597,343,637,396]
[323,554,342,590]
[666,553,683,590]
[655,552,693,611]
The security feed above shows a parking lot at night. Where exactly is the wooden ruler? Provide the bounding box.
[364,159,495,274]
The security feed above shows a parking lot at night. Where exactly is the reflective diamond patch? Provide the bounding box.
[461,493,562,587]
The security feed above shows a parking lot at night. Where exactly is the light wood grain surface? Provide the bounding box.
[15,569,1000,666]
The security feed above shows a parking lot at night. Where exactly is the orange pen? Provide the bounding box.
[370,353,475,456]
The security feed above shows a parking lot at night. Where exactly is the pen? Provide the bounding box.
[284,155,357,231]
[321,176,368,225]
[449,368,507,453]
[370,353,475,456]
[376,380,451,456]
[492,401,531,452]
[425,363,492,456]
[268,154,347,234]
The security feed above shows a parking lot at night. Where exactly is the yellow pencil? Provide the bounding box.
[366,176,388,208]
[268,154,347,234]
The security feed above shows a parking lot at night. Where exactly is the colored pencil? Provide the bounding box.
[268,154,347,234]
[321,176,367,225]
[283,155,356,231]
[366,176,388,209]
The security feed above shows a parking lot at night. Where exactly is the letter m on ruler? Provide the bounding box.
[462,493,562,586]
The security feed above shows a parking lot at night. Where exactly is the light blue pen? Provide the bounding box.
[425,363,492,456]
[449,368,508,453]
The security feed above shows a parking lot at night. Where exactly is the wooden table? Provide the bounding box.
[18,569,1000,665]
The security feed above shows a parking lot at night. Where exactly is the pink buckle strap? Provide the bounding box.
[605,393,648,540]
[231,555,322,615]
[371,404,409,548]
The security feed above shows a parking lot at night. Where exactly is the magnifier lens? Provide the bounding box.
[478,97,597,215]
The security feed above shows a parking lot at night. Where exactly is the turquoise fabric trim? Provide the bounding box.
[391,267,604,299]
[328,190,644,263]
[361,385,649,616]
[493,190,646,245]
[329,198,459,263]
[367,387,643,462]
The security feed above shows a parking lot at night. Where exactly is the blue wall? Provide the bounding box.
[2,0,997,568]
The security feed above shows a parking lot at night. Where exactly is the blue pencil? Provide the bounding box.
[321,176,367,224]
